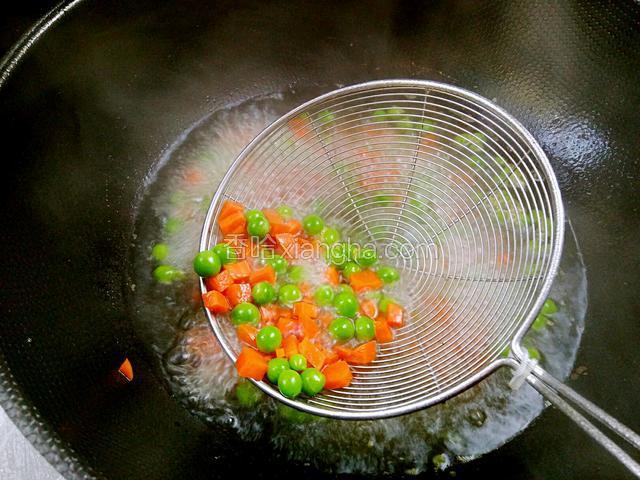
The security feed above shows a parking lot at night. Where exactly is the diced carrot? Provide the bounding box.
[300,316,319,339]
[237,324,258,347]
[334,345,353,360]
[297,236,319,258]
[224,260,252,282]
[299,338,326,370]
[223,233,248,244]
[118,358,134,381]
[261,352,276,362]
[260,304,280,324]
[324,349,340,365]
[242,237,262,260]
[318,311,333,327]
[293,301,319,337]
[299,282,313,300]
[287,220,302,235]
[277,317,299,338]
[236,347,268,380]
[262,208,284,226]
[270,219,303,235]
[219,200,244,219]
[275,348,286,358]
[349,269,384,293]
[278,306,293,318]
[206,270,233,292]
[274,233,299,258]
[218,211,247,235]
[184,168,203,184]
[322,360,353,389]
[375,319,394,343]
[360,298,378,318]
[283,335,299,358]
[222,234,248,257]
[225,283,252,306]
[288,115,312,139]
[249,265,276,285]
[293,301,318,320]
[386,302,404,328]
[202,290,231,313]
[326,266,340,286]
[337,341,377,365]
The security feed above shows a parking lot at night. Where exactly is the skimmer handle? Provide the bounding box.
[522,363,640,477]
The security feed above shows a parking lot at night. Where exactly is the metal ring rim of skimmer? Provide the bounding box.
[199,79,565,420]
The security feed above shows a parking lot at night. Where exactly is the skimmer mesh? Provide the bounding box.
[200,80,564,419]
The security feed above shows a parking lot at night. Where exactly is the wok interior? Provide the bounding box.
[0,1,639,479]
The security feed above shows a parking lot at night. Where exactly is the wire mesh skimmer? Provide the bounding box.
[200,80,640,475]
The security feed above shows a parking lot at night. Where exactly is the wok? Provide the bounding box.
[0,1,639,478]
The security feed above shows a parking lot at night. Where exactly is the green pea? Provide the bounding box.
[336,284,355,296]
[454,132,486,152]
[301,368,326,396]
[326,243,347,267]
[151,243,169,261]
[277,404,313,422]
[302,214,325,235]
[326,242,355,268]
[329,317,355,342]
[279,284,302,305]
[267,358,290,384]
[541,298,558,315]
[355,316,375,342]
[318,109,335,125]
[346,244,359,262]
[212,243,237,265]
[532,314,548,331]
[264,254,288,275]
[421,120,435,132]
[333,292,358,318]
[378,296,395,313]
[356,247,378,267]
[231,302,260,325]
[321,227,341,245]
[278,370,302,399]
[342,262,362,279]
[373,108,387,119]
[193,250,222,277]
[164,217,182,235]
[252,282,277,305]
[432,453,449,470]
[245,209,265,221]
[377,266,400,284]
[527,346,542,361]
[169,191,187,206]
[287,265,307,283]
[153,265,184,284]
[256,325,282,353]
[276,205,294,219]
[247,217,270,238]
[235,379,263,407]
[289,354,307,372]
[314,285,335,306]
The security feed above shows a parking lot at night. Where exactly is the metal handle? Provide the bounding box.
[525,364,640,477]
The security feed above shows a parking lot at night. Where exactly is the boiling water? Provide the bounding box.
[129,91,587,475]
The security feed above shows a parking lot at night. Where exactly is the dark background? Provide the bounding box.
[1,2,56,53]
